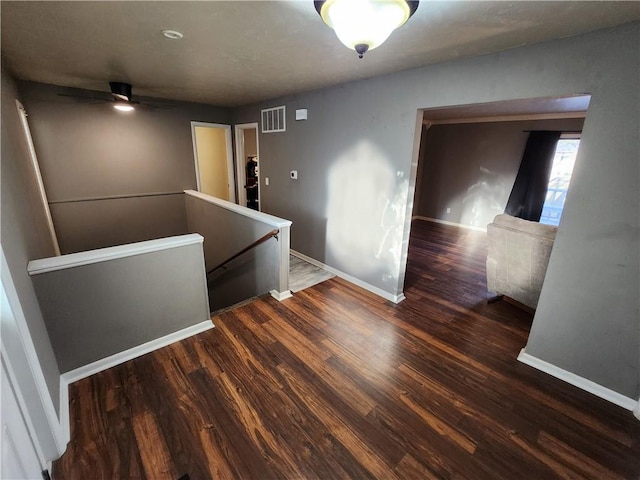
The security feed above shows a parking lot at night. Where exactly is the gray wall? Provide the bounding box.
[18,81,231,253]
[30,239,210,372]
[1,69,61,412]
[414,118,585,229]
[232,24,639,400]
[185,194,279,311]
[49,194,188,254]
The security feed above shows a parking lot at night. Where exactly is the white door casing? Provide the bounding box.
[1,356,44,479]
[1,246,67,469]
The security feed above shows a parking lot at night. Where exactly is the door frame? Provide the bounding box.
[1,355,44,479]
[190,122,236,202]
[234,122,260,210]
[1,246,66,469]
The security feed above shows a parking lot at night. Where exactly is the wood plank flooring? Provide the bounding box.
[52,220,640,479]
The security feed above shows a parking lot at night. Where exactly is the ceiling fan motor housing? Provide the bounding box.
[109,82,132,101]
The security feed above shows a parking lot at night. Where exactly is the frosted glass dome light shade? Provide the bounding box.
[113,101,134,112]
[315,0,419,58]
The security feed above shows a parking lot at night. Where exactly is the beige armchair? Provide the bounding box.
[486,214,557,310]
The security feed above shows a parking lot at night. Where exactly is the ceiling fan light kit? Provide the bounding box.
[314,0,419,58]
[109,82,135,111]
[113,101,134,112]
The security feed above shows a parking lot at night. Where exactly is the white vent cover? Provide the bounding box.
[261,106,286,133]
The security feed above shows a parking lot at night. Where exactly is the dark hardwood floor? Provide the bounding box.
[53,220,640,479]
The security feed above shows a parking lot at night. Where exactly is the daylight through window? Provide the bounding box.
[540,137,580,226]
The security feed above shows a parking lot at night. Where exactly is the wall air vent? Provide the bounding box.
[261,106,286,133]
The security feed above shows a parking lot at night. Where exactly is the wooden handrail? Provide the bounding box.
[206,228,279,277]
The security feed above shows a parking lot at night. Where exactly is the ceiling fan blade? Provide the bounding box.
[56,82,173,111]
[56,93,111,103]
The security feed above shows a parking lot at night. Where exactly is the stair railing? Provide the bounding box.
[206,228,279,278]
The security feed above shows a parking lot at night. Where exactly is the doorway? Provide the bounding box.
[191,122,235,202]
[410,96,589,234]
[402,95,590,296]
[234,123,260,211]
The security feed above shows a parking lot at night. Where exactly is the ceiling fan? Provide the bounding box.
[57,82,163,111]
[108,82,137,111]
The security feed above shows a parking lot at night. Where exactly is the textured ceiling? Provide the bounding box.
[2,1,639,107]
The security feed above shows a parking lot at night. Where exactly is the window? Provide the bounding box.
[540,136,580,226]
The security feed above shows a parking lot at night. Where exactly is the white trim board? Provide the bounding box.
[16,100,61,257]
[59,319,215,441]
[290,250,405,304]
[49,191,183,205]
[185,189,292,228]
[60,319,214,385]
[517,349,639,413]
[28,234,204,275]
[412,216,487,233]
[1,247,67,459]
[423,111,588,126]
[0,346,48,468]
[270,289,293,301]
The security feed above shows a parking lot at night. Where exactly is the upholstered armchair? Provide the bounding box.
[486,214,557,310]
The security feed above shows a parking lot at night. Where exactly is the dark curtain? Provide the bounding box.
[504,131,561,221]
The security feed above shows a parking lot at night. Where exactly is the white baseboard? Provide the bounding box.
[517,349,638,413]
[290,250,405,304]
[61,319,214,384]
[59,319,215,442]
[412,216,487,233]
[270,289,293,301]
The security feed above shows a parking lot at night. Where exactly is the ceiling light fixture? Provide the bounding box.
[113,101,134,112]
[314,0,419,58]
[162,29,184,40]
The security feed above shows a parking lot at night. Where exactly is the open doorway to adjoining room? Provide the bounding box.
[234,123,261,211]
[402,95,591,301]
[400,94,591,358]
[191,122,235,202]
[410,95,590,234]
